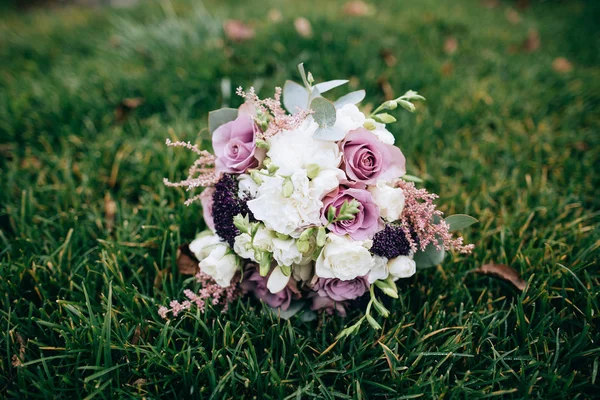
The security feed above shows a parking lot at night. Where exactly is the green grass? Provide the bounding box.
[1,0,599,398]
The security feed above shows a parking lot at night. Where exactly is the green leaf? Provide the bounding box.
[334,90,366,108]
[283,80,309,113]
[413,242,445,269]
[444,214,478,231]
[373,113,396,124]
[315,79,348,93]
[268,301,304,320]
[208,108,238,134]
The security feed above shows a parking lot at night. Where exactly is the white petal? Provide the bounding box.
[267,266,291,294]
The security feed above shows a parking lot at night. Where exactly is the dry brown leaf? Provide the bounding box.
[505,8,521,24]
[11,332,26,367]
[552,57,573,73]
[176,243,199,276]
[377,78,395,100]
[440,61,454,76]
[223,20,255,42]
[443,36,458,55]
[522,29,540,53]
[294,17,313,38]
[131,324,142,346]
[343,1,373,16]
[379,49,397,67]
[268,9,283,23]
[472,263,527,291]
[115,97,144,123]
[104,192,117,232]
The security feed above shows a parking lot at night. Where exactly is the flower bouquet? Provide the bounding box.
[160,64,475,337]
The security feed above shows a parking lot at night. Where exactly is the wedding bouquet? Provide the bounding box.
[160,64,475,337]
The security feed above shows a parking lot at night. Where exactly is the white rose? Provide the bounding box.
[372,121,395,144]
[334,104,366,135]
[233,233,255,261]
[189,231,222,261]
[267,118,341,176]
[199,244,240,287]
[238,173,259,199]
[388,255,416,280]
[315,233,374,280]
[247,170,322,235]
[368,255,389,283]
[368,181,405,221]
[310,168,345,200]
[272,237,303,267]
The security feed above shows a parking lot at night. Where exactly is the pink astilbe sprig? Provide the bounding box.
[163,139,218,206]
[236,86,312,139]
[395,180,474,254]
[158,272,241,318]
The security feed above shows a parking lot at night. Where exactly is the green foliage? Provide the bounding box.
[1,0,599,398]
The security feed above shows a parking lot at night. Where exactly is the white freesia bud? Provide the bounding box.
[267,265,291,294]
[388,255,416,280]
[368,181,405,221]
[292,262,313,282]
[199,244,240,287]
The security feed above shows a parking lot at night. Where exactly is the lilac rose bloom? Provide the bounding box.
[314,276,370,301]
[200,187,216,231]
[341,128,406,184]
[310,295,347,317]
[240,267,299,311]
[321,186,382,240]
[212,114,263,174]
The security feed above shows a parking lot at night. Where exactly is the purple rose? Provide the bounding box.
[240,266,299,311]
[321,186,382,240]
[310,295,347,317]
[341,128,406,184]
[200,187,215,231]
[314,276,369,301]
[213,115,263,174]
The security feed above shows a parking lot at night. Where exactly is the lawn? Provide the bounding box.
[0,0,599,398]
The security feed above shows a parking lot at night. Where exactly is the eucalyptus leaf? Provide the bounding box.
[283,80,309,113]
[299,310,317,322]
[444,214,478,231]
[267,301,305,320]
[315,79,348,94]
[311,96,336,128]
[414,242,445,269]
[208,108,238,134]
[334,90,366,108]
[313,126,346,141]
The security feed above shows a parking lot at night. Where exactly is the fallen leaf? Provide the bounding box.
[440,61,454,76]
[343,1,373,16]
[552,57,573,73]
[104,192,117,232]
[471,263,527,291]
[131,324,142,345]
[294,17,313,38]
[377,77,395,100]
[443,36,458,55]
[11,332,26,367]
[223,20,255,42]
[268,9,283,23]
[522,29,540,53]
[481,0,499,8]
[177,243,199,276]
[379,48,397,67]
[505,8,521,24]
[114,97,144,123]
